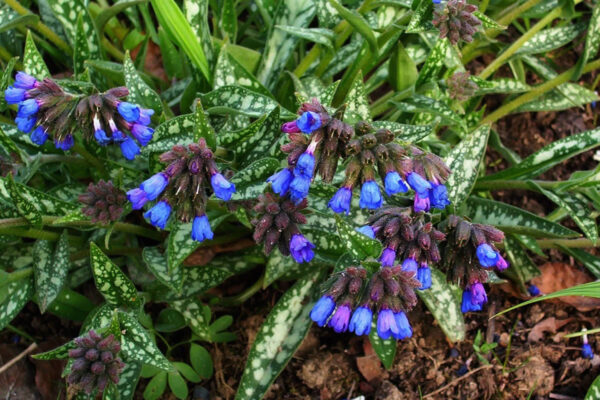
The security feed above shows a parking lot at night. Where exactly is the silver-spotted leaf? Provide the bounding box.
[90,243,139,308]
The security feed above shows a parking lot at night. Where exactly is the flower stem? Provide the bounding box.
[214,273,265,306]
[536,238,599,249]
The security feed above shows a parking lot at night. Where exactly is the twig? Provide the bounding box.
[422,364,494,398]
[0,343,38,375]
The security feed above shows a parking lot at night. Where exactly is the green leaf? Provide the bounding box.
[513,22,584,56]
[371,121,433,143]
[344,71,371,124]
[275,25,334,48]
[34,231,70,313]
[0,12,38,33]
[23,31,50,79]
[96,0,148,33]
[90,243,139,308]
[445,125,490,207]
[47,0,100,56]
[236,272,325,400]
[239,109,284,166]
[190,343,213,379]
[201,86,294,118]
[214,45,271,97]
[481,128,600,181]
[155,308,186,333]
[45,288,94,322]
[369,319,397,369]
[0,277,33,331]
[158,27,184,79]
[173,362,202,383]
[585,374,600,400]
[152,0,210,81]
[73,14,90,77]
[104,361,142,400]
[231,158,280,198]
[32,340,75,360]
[220,0,238,41]
[144,113,196,154]
[415,38,448,87]
[406,0,433,33]
[183,0,214,66]
[143,371,167,400]
[171,298,211,340]
[143,246,183,293]
[119,311,172,371]
[558,246,600,279]
[168,371,189,399]
[335,214,382,262]
[264,249,302,288]
[465,197,578,238]
[394,95,466,130]
[502,235,540,288]
[472,11,504,30]
[574,5,600,80]
[4,174,42,226]
[471,77,530,95]
[389,41,418,92]
[124,51,163,114]
[327,0,377,54]
[193,99,216,150]
[417,268,465,342]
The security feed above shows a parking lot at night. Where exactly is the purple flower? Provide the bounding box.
[144,201,171,229]
[349,306,372,336]
[356,225,375,239]
[296,111,322,134]
[582,343,594,359]
[294,152,315,178]
[380,248,396,267]
[267,169,293,196]
[310,296,335,326]
[281,120,300,133]
[14,72,37,89]
[55,135,74,151]
[328,187,352,214]
[4,86,26,104]
[384,171,408,196]
[290,175,311,204]
[137,108,154,125]
[131,123,154,146]
[127,188,149,210]
[414,192,430,212]
[15,116,35,133]
[289,234,315,263]
[417,266,432,290]
[120,137,140,160]
[431,183,450,209]
[495,254,509,271]
[406,172,432,196]
[476,243,499,267]
[30,126,48,145]
[377,308,399,340]
[402,258,418,274]
[117,102,140,122]
[328,304,351,333]
[392,311,412,340]
[140,173,169,200]
[17,99,39,118]
[211,173,236,201]
[360,180,382,209]
[470,282,487,306]
[528,285,540,296]
[191,214,214,242]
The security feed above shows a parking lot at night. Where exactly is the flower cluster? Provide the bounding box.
[67,330,125,395]
[4,71,153,159]
[310,265,420,340]
[447,71,479,101]
[439,215,509,313]
[433,0,482,45]
[251,193,314,263]
[78,180,127,225]
[361,206,446,290]
[126,138,235,241]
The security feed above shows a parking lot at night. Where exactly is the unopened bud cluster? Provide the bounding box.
[78,180,126,225]
[252,193,314,263]
[4,72,154,159]
[310,266,419,340]
[67,330,125,395]
[432,0,482,44]
[126,138,236,242]
[440,215,509,313]
[447,71,479,101]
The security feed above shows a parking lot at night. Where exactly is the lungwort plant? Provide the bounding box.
[0,0,600,398]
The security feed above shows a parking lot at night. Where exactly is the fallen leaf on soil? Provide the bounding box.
[0,344,40,399]
[374,380,403,400]
[528,317,573,342]
[532,262,600,312]
[357,355,384,383]
[32,339,67,399]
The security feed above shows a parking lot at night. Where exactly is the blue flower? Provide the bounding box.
[211,173,236,201]
[431,183,451,209]
[406,172,432,196]
[137,108,154,125]
[476,243,499,267]
[94,129,111,146]
[120,137,140,160]
[290,175,311,204]
[267,169,293,196]
[310,296,335,327]
[30,126,48,145]
[328,187,352,214]
[527,285,540,296]
[14,72,37,89]
[417,266,432,290]
[127,188,149,210]
[289,234,315,263]
[131,123,154,146]
[461,290,482,313]
[377,308,399,340]
[402,258,418,274]
[192,214,214,242]
[140,173,169,200]
[17,99,39,118]
[349,306,372,336]
[384,171,408,196]
[15,116,35,133]
[4,86,26,104]
[328,304,351,333]
[380,248,396,267]
[356,225,375,239]
[55,135,74,150]
[294,152,315,178]
[296,111,322,134]
[582,343,594,359]
[495,254,509,271]
[414,192,430,212]
[392,311,412,340]
[360,180,382,209]
[144,201,171,229]
[117,102,140,122]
